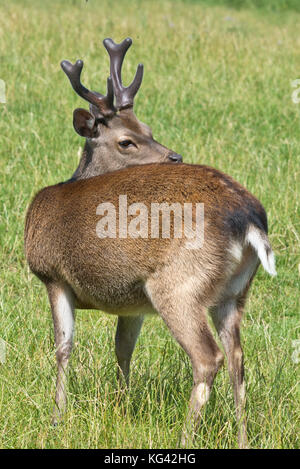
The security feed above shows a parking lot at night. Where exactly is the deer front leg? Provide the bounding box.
[47,283,75,425]
[115,315,144,387]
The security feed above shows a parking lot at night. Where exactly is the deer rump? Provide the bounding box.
[25,162,275,316]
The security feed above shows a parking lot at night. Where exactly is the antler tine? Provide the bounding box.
[61,59,115,117]
[103,37,144,110]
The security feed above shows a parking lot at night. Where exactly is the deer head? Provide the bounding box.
[61,38,182,180]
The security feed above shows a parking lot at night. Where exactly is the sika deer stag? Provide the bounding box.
[25,39,276,449]
[61,37,182,181]
[25,162,276,448]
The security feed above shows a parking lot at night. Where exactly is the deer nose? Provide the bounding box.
[168,153,183,163]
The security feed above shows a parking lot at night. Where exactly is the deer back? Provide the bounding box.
[25,163,268,311]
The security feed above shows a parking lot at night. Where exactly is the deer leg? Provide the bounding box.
[115,315,144,387]
[179,318,224,448]
[210,299,248,448]
[47,282,75,425]
[145,279,224,447]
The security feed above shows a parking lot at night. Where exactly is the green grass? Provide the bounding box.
[182,0,300,13]
[0,0,299,449]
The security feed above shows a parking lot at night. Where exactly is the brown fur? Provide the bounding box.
[25,162,272,447]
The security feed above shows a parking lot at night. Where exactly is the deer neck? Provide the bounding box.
[70,141,104,181]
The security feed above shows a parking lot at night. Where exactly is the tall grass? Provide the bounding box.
[0,0,299,448]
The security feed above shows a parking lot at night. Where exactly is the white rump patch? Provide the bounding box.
[246,226,277,276]
[229,241,243,263]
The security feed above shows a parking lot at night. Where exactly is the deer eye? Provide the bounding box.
[118,139,135,148]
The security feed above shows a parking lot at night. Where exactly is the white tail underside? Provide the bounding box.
[246,225,277,276]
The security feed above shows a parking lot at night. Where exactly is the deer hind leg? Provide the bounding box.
[210,298,248,448]
[180,319,224,448]
[145,279,224,447]
[47,282,75,425]
[115,315,144,387]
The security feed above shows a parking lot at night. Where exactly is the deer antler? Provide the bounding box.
[61,59,115,117]
[103,37,144,110]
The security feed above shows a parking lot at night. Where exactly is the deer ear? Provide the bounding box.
[73,108,97,137]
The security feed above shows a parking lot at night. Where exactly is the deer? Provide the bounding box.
[24,40,276,449]
[60,37,182,182]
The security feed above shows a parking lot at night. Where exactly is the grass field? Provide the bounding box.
[0,0,299,449]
